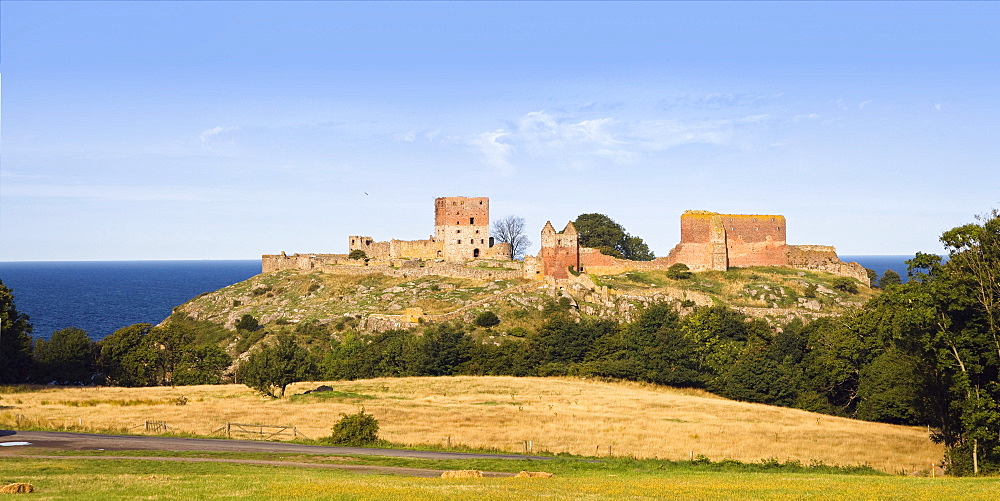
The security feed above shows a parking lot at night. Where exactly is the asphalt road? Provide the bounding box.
[0,430,554,461]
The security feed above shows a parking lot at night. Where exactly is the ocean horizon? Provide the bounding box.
[1,255,921,341]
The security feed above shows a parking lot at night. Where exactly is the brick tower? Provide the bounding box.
[434,196,491,261]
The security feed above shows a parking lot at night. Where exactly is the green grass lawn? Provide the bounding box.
[2,453,997,500]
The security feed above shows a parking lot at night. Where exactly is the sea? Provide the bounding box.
[0,256,914,342]
[0,260,261,341]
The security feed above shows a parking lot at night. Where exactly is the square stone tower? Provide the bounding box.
[435,196,491,261]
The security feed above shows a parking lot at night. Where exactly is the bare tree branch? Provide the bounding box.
[491,215,531,260]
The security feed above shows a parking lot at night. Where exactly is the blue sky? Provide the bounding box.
[2,1,998,261]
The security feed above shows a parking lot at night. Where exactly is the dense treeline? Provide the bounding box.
[0,290,231,387]
[1,210,996,474]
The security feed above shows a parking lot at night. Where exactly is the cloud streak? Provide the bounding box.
[466,110,774,174]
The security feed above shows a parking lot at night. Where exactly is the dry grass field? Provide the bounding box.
[0,376,943,473]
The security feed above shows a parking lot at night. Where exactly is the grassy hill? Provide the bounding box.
[0,376,938,473]
[170,265,875,334]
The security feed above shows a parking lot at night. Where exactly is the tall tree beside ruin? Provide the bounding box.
[491,215,532,260]
[857,210,1000,475]
[574,213,655,261]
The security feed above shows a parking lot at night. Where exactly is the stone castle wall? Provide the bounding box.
[348,236,443,260]
[532,210,867,286]
[667,211,788,270]
[263,252,524,281]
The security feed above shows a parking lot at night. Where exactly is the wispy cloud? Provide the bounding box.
[470,130,514,175]
[465,110,774,174]
[198,126,240,144]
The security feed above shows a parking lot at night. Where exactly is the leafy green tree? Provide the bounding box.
[348,250,368,260]
[147,323,196,386]
[831,277,859,294]
[237,334,318,397]
[879,269,903,289]
[573,213,655,261]
[33,327,96,384]
[235,314,260,332]
[0,280,34,384]
[419,324,473,376]
[857,211,1000,475]
[865,268,879,288]
[173,345,232,385]
[474,311,501,328]
[585,304,700,386]
[855,348,922,425]
[97,323,157,387]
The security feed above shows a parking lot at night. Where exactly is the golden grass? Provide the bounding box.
[0,377,943,473]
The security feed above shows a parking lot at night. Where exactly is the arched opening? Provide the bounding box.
[473,248,480,258]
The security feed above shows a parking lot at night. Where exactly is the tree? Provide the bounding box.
[879,269,903,289]
[147,323,195,386]
[97,323,157,387]
[348,249,368,260]
[858,210,1000,475]
[237,334,317,398]
[474,311,501,328]
[33,327,96,384]
[831,277,859,294]
[865,268,879,287]
[235,314,260,332]
[491,215,531,260]
[0,280,34,384]
[173,345,232,385]
[573,213,654,261]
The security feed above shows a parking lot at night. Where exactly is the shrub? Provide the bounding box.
[348,250,368,260]
[666,263,693,280]
[328,410,380,446]
[831,277,859,294]
[235,314,260,332]
[475,311,501,328]
[804,283,818,298]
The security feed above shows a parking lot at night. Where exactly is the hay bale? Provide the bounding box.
[0,482,34,494]
[515,471,554,478]
[440,470,483,478]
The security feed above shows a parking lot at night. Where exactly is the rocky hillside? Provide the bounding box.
[170,265,876,333]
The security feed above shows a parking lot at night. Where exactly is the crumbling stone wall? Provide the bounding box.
[787,245,869,284]
[348,236,443,260]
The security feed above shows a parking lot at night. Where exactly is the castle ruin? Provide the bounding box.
[347,196,512,262]
[263,198,868,285]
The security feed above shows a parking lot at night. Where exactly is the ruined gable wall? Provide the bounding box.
[435,196,492,261]
[538,222,580,280]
